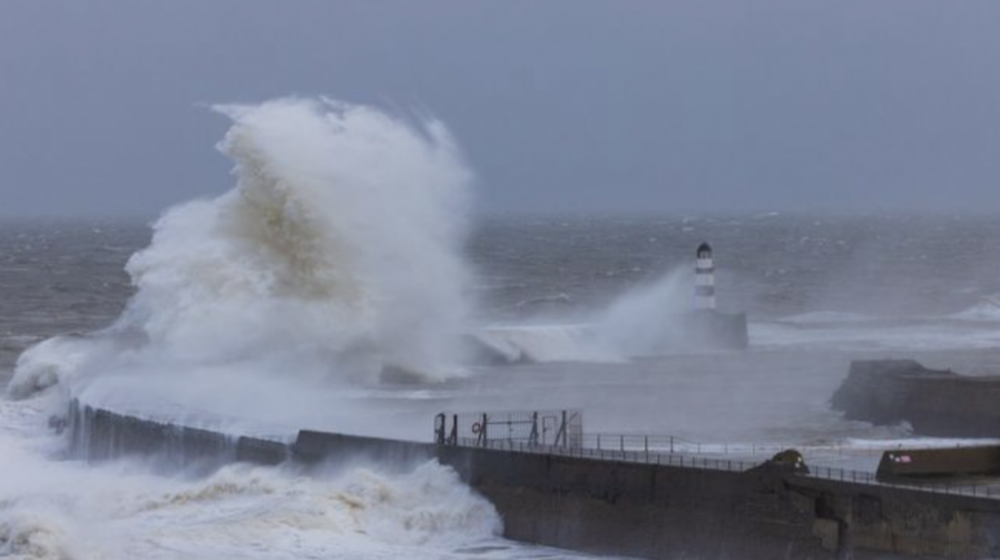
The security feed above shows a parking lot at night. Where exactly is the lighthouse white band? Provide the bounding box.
[695,250,716,311]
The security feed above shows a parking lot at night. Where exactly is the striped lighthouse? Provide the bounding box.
[695,242,716,311]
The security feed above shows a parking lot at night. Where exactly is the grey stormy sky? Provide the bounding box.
[1,1,999,216]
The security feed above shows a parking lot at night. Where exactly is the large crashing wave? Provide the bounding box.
[10,98,476,401]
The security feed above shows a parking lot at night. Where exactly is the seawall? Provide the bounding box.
[65,399,1000,560]
[832,359,1000,437]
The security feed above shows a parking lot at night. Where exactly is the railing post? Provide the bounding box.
[559,410,568,448]
[434,413,445,445]
[670,436,674,454]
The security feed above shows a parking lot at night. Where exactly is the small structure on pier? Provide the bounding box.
[877,445,1000,483]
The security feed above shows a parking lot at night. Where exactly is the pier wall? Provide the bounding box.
[436,445,828,559]
[66,401,290,468]
[833,360,1000,438]
[65,400,1000,560]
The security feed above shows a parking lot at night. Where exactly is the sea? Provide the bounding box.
[4,99,1000,559]
[5,213,1000,559]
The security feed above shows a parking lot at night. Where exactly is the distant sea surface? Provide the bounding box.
[5,213,1000,373]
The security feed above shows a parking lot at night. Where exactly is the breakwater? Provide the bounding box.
[832,359,1000,438]
[65,399,1000,559]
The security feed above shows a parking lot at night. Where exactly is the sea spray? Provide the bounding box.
[9,98,476,405]
[131,98,474,379]
[0,394,504,560]
[472,268,694,362]
[592,268,692,357]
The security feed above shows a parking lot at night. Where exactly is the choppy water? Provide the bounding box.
[0,218,142,376]
[8,213,1000,367]
[4,214,1000,558]
[472,213,1000,320]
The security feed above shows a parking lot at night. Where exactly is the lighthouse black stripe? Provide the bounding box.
[695,286,715,296]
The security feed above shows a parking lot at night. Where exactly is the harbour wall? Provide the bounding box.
[832,359,1000,438]
[66,399,1000,560]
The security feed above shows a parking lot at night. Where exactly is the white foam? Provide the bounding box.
[0,393,511,560]
[473,324,620,364]
[950,297,1000,322]
[7,335,99,400]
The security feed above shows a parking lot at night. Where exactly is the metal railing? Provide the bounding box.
[795,464,1000,499]
[454,435,1000,499]
[578,433,995,461]
[435,410,1000,501]
[435,409,583,448]
[457,436,756,473]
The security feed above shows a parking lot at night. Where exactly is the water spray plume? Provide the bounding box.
[10,97,477,402]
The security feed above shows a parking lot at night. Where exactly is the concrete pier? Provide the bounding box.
[65,399,1000,559]
[832,359,1000,438]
